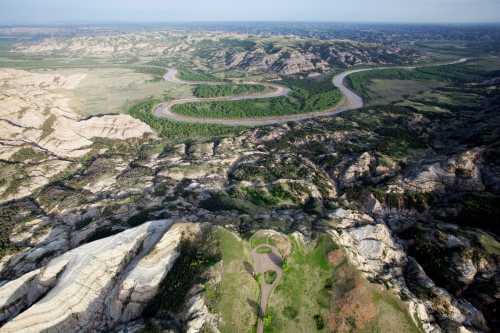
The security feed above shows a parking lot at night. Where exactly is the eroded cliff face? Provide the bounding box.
[0,68,155,204]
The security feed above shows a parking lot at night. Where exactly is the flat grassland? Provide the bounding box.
[47,67,191,116]
[362,79,445,105]
[346,58,500,105]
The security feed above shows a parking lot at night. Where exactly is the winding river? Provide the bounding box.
[153,58,468,126]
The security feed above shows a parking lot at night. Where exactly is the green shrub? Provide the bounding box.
[264,270,278,284]
[86,226,122,243]
[313,314,325,330]
[283,306,298,319]
[126,210,152,227]
[457,193,500,234]
[199,192,260,215]
[193,84,265,98]
[264,313,273,328]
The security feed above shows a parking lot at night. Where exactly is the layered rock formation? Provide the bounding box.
[0,220,202,333]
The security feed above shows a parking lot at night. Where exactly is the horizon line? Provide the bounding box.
[1,20,500,27]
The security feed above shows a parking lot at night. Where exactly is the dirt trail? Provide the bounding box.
[154,58,468,126]
[251,244,283,333]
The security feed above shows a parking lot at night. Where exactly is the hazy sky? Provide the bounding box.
[1,0,500,24]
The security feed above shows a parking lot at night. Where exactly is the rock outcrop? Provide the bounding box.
[340,152,374,187]
[0,220,202,333]
[327,208,489,333]
[396,148,485,194]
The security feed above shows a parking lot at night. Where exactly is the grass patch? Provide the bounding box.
[363,79,445,105]
[265,235,336,332]
[133,66,166,81]
[178,68,222,82]
[266,235,421,333]
[346,60,497,104]
[256,246,273,254]
[205,228,260,333]
[329,249,422,333]
[40,114,57,140]
[21,66,192,117]
[479,233,500,256]
[250,234,277,249]
[283,306,298,319]
[369,290,423,333]
[10,147,47,163]
[264,270,278,284]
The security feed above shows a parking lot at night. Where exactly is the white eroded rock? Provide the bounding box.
[0,220,202,333]
[111,223,202,323]
[341,152,373,187]
[400,148,485,194]
[328,213,405,278]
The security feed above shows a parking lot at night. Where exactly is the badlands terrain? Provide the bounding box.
[0,24,499,333]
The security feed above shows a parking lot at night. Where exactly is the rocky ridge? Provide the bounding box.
[13,32,423,76]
